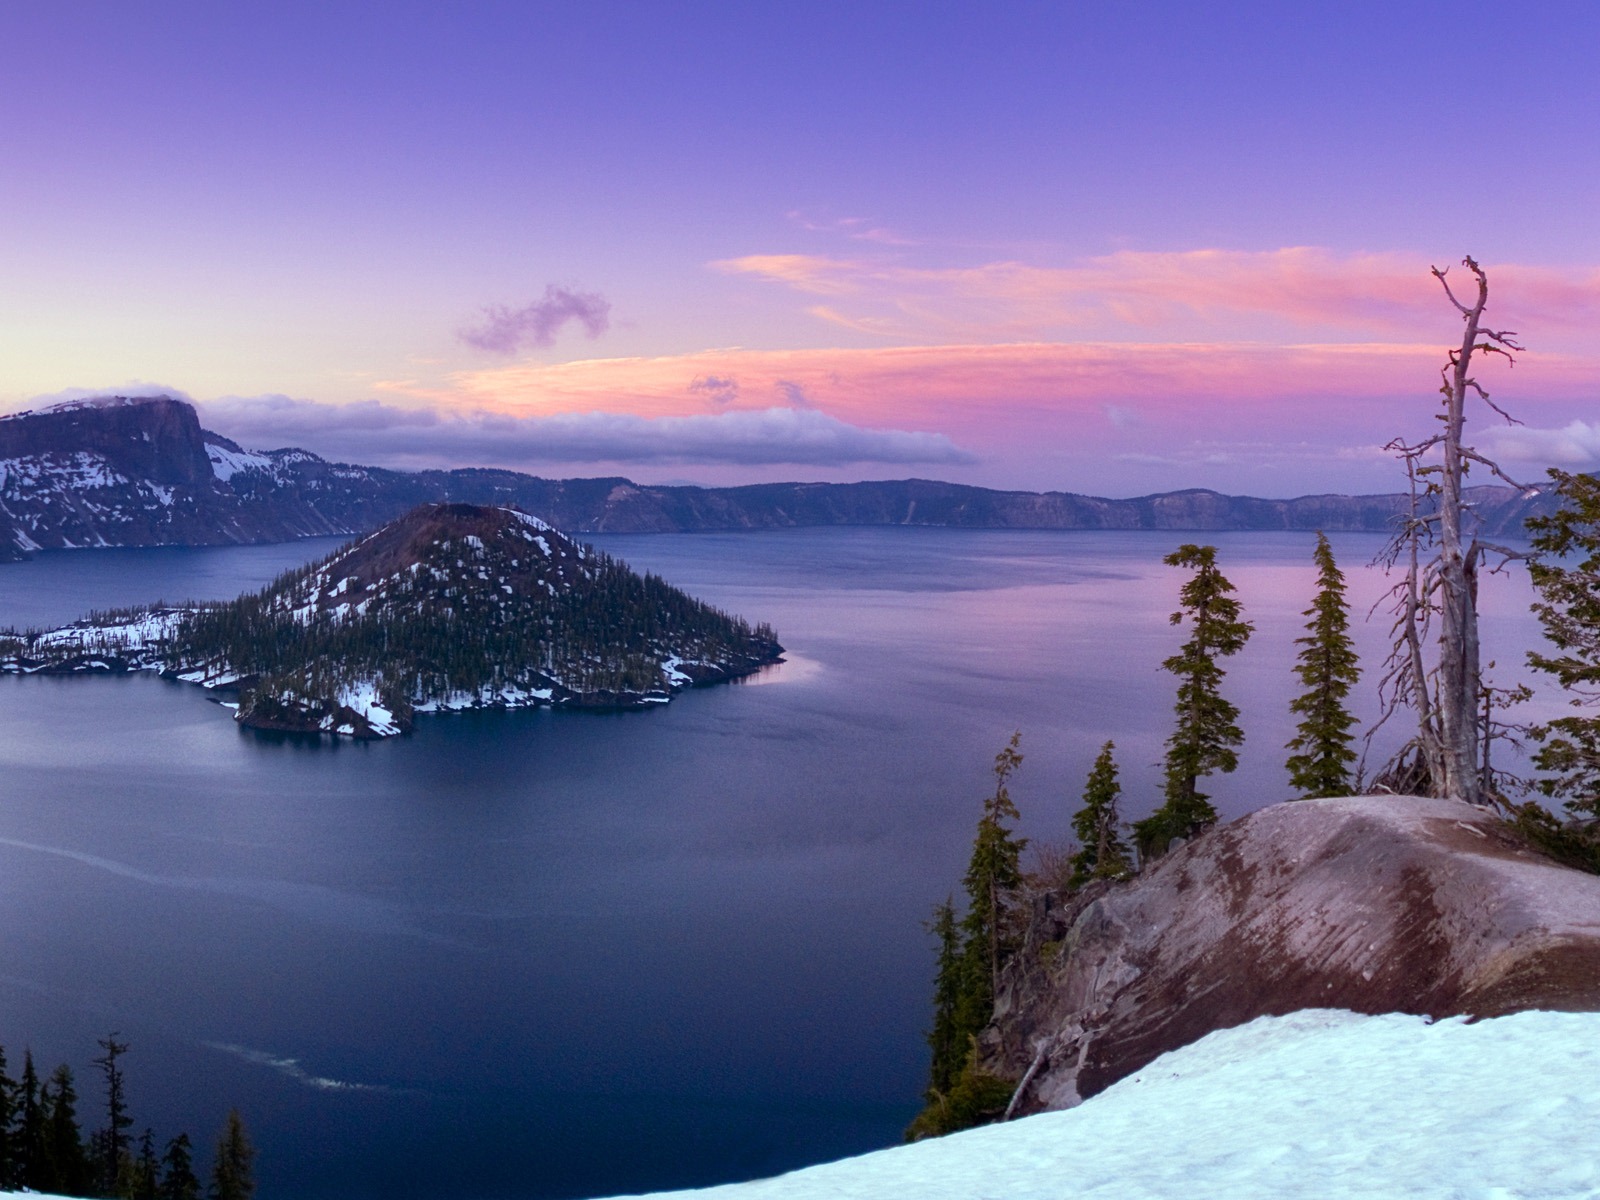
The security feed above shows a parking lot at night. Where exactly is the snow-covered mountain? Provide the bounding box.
[0,395,1555,560]
[0,395,408,559]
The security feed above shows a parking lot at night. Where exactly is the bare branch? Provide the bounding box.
[1459,448,1530,490]
[1471,540,1533,570]
[1479,326,1525,352]
[1464,378,1524,426]
[1432,264,1474,315]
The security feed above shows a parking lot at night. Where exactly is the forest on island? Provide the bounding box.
[172,537,778,707]
[0,507,782,729]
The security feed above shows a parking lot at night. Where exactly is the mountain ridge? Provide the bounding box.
[0,396,1556,558]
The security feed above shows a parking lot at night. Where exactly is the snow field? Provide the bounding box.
[615,1009,1600,1200]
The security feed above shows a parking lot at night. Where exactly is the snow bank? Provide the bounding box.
[611,1009,1600,1199]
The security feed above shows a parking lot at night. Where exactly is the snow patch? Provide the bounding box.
[336,680,401,737]
[613,1009,1600,1199]
[206,443,274,480]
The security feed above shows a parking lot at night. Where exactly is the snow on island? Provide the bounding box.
[609,1008,1600,1199]
[0,503,783,739]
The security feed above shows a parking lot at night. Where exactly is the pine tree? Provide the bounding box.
[1070,741,1132,885]
[160,1134,200,1200]
[93,1032,133,1194]
[42,1063,91,1197]
[1285,533,1361,797]
[0,1044,15,1190]
[207,1111,255,1200]
[1135,545,1254,858]
[17,1051,43,1191]
[1526,470,1600,824]
[922,897,965,1100]
[960,732,1028,1019]
[121,1129,159,1200]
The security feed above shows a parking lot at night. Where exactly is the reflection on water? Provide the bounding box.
[0,528,1555,1200]
[736,652,823,687]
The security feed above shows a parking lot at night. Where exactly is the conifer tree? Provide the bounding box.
[17,1051,43,1192]
[94,1032,133,1194]
[1135,545,1254,858]
[1285,533,1362,797]
[126,1129,160,1200]
[42,1063,91,1197]
[207,1111,254,1200]
[1070,741,1132,885]
[160,1133,200,1200]
[960,732,1028,1018]
[1526,470,1600,823]
[0,1044,15,1190]
[922,897,965,1099]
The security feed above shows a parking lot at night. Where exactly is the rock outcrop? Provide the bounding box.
[0,396,1555,558]
[989,794,1600,1115]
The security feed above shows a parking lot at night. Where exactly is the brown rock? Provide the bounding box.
[991,794,1600,1115]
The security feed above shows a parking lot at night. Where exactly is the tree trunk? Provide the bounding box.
[1436,272,1485,805]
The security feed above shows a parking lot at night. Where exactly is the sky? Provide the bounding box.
[3,1,1600,497]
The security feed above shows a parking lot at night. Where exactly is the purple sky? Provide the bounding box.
[4,2,1599,495]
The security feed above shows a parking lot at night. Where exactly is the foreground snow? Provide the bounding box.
[612,1009,1600,1199]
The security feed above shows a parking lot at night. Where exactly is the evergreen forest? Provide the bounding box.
[0,1035,253,1200]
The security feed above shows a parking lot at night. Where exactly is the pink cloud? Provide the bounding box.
[418,340,1590,425]
[713,249,1600,346]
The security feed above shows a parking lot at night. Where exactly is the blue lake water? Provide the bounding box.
[0,528,1556,1199]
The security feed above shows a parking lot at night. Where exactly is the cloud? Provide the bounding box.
[713,248,1600,345]
[775,379,812,408]
[430,339,1477,427]
[198,395,975,469]
[23,382,196,410]
[459,285,611,354]
[1481,419,1600,468]
[785,211,917,246]
[688,374,739,405]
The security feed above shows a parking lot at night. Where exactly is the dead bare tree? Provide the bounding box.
[1373,257,1530,805]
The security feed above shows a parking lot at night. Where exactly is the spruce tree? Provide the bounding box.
[1070,741,1132,886]
[207,1111,255,1200]
[1526,470,1600,822]
[126,1129,160,1200]
[1135,545,1254,858]
[0,1044,15,1190]
[922,897,965,1099]
[42,1063,91,1197]
[160,1134,200,1200]
[17,1051,43,1192]
[1285,533,1361,797]
[94,1032,133,1194]
[960,732,1028,1019]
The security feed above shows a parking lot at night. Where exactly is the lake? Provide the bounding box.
[0,528,1559,1200]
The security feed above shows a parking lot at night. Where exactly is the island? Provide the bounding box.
[0,503,784,737]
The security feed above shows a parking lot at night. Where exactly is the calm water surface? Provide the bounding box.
[0,529,1554,1199]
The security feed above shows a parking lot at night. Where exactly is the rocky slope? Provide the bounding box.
[0,503,782,737]
[986,794,1600,1115]
[0,396,1555,557]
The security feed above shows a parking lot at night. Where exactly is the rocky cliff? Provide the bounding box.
[988,794,1600,1115]
[0,396,1555,557]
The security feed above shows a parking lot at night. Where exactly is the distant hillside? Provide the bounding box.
[0,395,1556,558]
[0,503,783,737]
